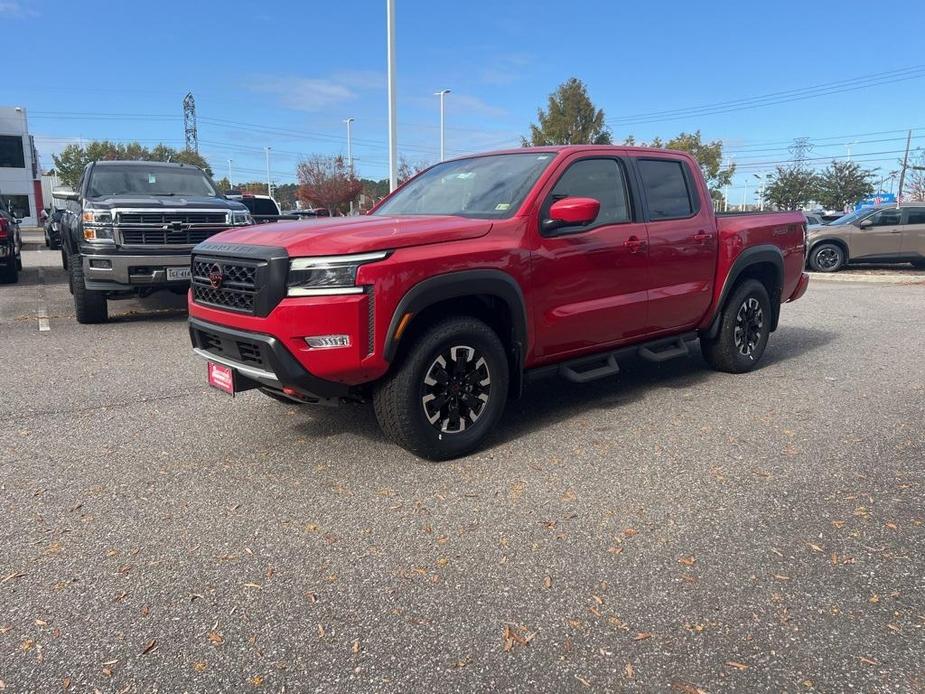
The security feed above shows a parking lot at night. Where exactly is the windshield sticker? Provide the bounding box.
[495,203,511,211]
[148,174,156,184]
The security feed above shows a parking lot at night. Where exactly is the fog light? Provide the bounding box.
[304,335,350,349]
[89,259,112,269]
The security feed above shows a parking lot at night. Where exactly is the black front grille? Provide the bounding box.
[121,227,226,246]
[191,257,260,314]
[119,212,228,225]
[194,326,266,368]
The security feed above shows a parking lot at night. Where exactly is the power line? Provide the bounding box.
[606,65,925,126]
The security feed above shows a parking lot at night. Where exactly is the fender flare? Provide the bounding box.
[382,269,528,364]
[706,244,785,338]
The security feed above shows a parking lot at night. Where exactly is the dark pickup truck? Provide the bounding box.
[53,160,253,323]
[189,145,809,459]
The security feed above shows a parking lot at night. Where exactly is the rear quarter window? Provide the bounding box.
[637,159,696,220]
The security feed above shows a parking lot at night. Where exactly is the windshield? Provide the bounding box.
[87,166,217,198]
[373,152,556,219]
[828,209,874,226]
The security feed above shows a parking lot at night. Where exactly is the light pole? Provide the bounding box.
[227,159,233,187]
[386,0,398,191]
[265,147,272,198]
[344,117,355,214]
[753,173,764,211]
[743,177,749,212]
[434,89,450,161]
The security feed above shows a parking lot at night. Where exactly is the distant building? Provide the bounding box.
[0,106,41,225]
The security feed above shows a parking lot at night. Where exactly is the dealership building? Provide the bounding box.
[0,106,42,226]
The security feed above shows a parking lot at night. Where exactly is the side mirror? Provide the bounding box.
[858,219,873,229]
[52,187,80,201]
[544,196,601,233]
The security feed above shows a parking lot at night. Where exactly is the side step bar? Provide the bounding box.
[527,332,698,385]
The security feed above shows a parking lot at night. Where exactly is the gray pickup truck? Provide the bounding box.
[53,160,253,323]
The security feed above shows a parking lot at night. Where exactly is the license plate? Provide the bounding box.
[207,361,235,395]
[166,266,191,281]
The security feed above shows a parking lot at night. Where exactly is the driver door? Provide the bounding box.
[530,155,650,359]
[852,208,903,260]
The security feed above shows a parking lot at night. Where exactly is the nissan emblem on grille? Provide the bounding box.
[208,264,224,289]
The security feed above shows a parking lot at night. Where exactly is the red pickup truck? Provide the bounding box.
[188,146,809,459]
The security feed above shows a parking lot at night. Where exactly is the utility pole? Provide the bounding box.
[434,89,450,161]
[386,0,398,192]
[265,147,272,198]
[743,177,749,212]
[344,118,355,214]
[897,129,913,203]
[228,159,233,187]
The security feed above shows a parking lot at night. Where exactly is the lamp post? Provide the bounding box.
[344,117,355,214]
[387,0,398,191]
[265,147,272,198]
[434,89,450,161]
[227,159,233,187]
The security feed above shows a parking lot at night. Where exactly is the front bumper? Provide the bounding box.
[189,317,353,402]
[82,247,193,288]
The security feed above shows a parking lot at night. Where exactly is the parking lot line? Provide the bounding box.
[37,267,51,332]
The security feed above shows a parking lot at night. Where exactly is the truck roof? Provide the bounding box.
[464,144,696,159]
[91,160,201,169]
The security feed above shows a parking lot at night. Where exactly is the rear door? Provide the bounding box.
[900,207,925,259]
[634,156,716,332]
[530,154,650,358]
[851,208,903,259]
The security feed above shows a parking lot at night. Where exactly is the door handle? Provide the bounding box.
[624,236,646,253]
[692,230,712,243]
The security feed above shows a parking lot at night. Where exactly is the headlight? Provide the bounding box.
[287,251,389,296]
[82,210,112,224]
[231,211,253,225]
[82,210,113,242]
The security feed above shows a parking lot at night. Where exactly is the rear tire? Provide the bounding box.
[373,316,509,460]
[808,243,845,272]
[0,260,17,284]
[701,279,772,374]
[69,253,108,324]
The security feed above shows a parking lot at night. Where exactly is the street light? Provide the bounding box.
[344,118,355,214]
[434,89,450,161]
[227,159,233,187]
[265,147,272,198]
[386,0,398,191]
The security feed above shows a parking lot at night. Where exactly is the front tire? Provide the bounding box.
[808,243,845,272]
[701,279,772,374]
[69,253,108,324]
[373,317,509,460]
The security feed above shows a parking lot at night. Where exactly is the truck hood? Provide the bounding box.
[207,215,493,256]
[86,195,246,211]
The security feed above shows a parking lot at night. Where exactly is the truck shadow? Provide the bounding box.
[290,325,837,457]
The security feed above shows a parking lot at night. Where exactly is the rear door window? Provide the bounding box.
[637,159,695,220]
[903,209,925,225]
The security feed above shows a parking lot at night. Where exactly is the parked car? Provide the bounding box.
[283,208,331,218]
[806,204,925,272]
[53,160,253,323]
[225,193,294,224]
[0,206,23,284]
[820,211,847,224]
[188,145,809,459]
[803,212,824,226]
[44,208,66,249]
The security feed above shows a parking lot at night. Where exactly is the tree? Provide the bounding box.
[814,160,874,211]
[762,166,818,210]
[625,131,734,199]
[52,141,213,187]
[524,77,611,146]
[901,149,925,202]
[213,176,232,193]
[297,155,362,215]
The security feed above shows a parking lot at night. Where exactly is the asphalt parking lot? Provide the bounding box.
[1,235,923,693]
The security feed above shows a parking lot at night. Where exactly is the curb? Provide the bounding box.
[808,272,925,285]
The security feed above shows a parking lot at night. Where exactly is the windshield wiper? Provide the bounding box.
[150,192,176,196]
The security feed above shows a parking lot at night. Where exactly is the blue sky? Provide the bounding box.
[5,0,925,202]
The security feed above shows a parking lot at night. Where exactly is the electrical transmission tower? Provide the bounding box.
[183,92,199,153]
[789,137,813,169]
